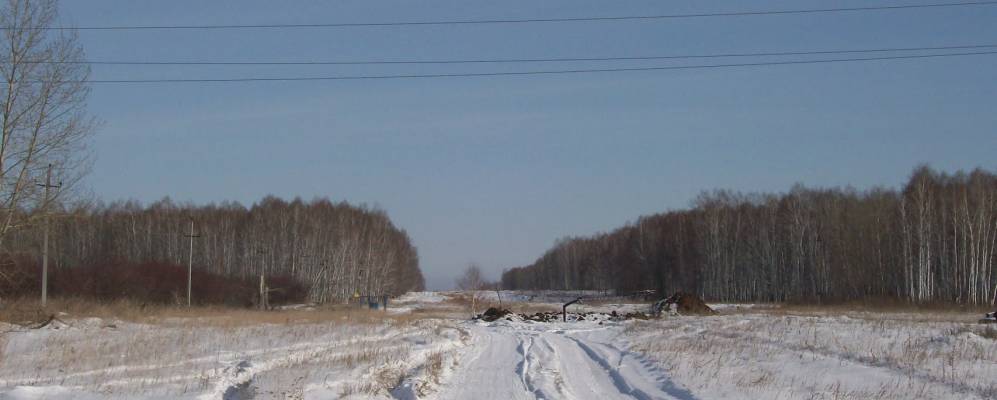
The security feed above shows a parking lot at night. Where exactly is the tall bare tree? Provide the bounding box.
[0,0,93,253]
[0,0,93,296]
[456,263,486,317]
[456,263,485,291]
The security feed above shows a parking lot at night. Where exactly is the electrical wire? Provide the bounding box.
[28,44,997,66]
[74,50,997,84]
[27,1,997,31]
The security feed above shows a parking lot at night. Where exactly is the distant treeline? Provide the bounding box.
[502,166,997,305]
[5,196,424,303]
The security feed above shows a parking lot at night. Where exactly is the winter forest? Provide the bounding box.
[4,196,424,303]
[503,166,997,305]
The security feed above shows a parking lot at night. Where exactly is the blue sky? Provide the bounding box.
[57,1,997,289]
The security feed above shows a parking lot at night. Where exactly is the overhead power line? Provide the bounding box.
[28,44,997,66]
[31,1,997,31]
[79,50,997,84]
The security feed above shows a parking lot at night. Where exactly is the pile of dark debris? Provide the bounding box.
[474,307,649,323]
[982,311,996,324]
[651,292,716,316]
[473,291,718,323]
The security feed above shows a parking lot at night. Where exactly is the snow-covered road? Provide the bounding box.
[433,321,696,400]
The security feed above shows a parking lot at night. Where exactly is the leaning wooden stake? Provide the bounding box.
[563,297,582,322]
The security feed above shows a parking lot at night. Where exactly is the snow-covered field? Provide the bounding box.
[2,294,995,399]
[0,310,468,399]
[626,313,997,399]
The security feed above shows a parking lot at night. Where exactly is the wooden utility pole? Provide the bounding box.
[257,249,269,310]
[36,164,60,308]
[355,269,364,301]
[183,219,201,307]
[259,273,268,310]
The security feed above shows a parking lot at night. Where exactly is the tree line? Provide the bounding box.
[502,166,997,305]
[4,196,424,303]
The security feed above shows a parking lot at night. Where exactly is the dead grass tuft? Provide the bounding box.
[950,325,997,341]
[425,351,445,383]
[339,381,379,397]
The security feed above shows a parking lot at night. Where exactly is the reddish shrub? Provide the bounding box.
[1,259,308,307]
[0,255,38,298]
[263,274,309,305]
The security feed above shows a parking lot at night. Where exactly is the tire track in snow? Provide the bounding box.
[438,323,696,400]
[528,335,574,399]
[440,326,535,399]
[516,335,537,395]
[533,330,680,400]
[567,337,643,398]
[515,334,562,399]
[566,336,698,400]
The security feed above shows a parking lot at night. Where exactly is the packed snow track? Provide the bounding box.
[435,321,696,400]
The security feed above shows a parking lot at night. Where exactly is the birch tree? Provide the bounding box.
[501,166,997,306]
[0,0,93,284]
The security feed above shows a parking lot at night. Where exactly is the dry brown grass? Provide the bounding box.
[0,296,435,328]
[396,305,464,320]
[951,325,997,341]
[0,299,51,326]
[774,298,994,314]
[335,347,413,397]
[729,301,989,324]
[339,381,379,397]
[424,351,445,383]
[443,292,480,317]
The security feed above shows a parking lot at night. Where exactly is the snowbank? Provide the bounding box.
[394,291,450,303]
